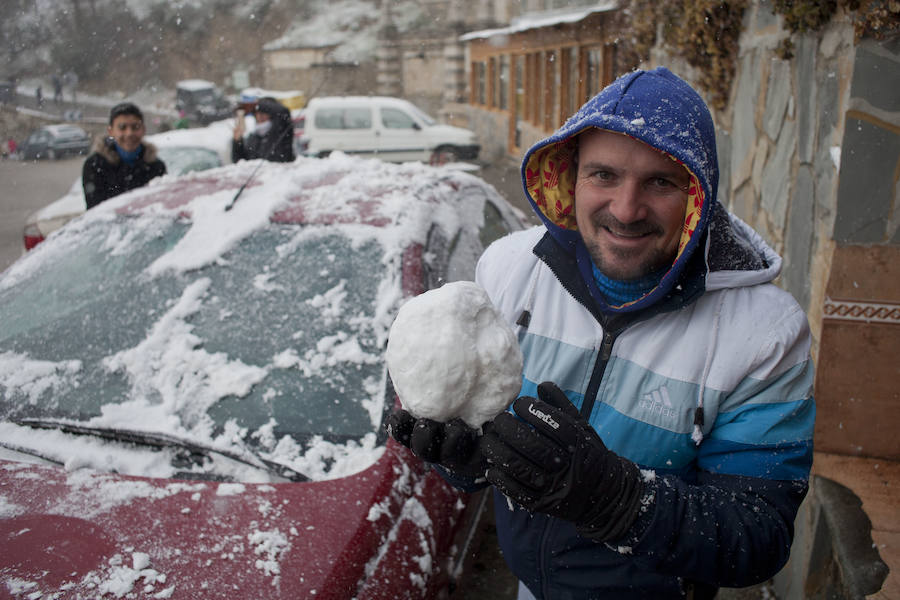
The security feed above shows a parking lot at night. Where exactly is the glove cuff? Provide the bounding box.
[575,457,644,542]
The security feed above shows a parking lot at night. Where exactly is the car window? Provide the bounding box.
[157,146,222,174]
[381,107,417,129]
[0,219,390,468]
[315,107,372,129]
[343,107,372,129]
[480,200,510,248]
[444,200,516,284]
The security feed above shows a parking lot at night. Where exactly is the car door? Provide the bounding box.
[376,106,429,162]
[24,130,47,158]
[312,105,378,157]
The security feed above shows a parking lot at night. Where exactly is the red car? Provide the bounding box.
[0,155,524,598]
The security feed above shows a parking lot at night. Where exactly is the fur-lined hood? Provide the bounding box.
[91,136,160,165]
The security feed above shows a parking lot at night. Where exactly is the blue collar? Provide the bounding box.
[115,143,142,165]
[591,263,667,306]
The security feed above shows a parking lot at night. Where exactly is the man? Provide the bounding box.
[83,102,166,209]
[388,67,815,598]
[231,97,295,163]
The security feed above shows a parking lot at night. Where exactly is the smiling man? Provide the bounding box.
[83,102,167,209]
[388,67,815,599]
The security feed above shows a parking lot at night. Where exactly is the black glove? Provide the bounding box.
[385,409,487,481]
[483,382,644,542]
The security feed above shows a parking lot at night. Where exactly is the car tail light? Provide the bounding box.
[23,223,44,250]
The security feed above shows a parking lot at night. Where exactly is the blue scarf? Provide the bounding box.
[115,142,142,165]
[592,264,668,306]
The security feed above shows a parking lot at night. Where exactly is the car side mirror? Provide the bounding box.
[412,122,421,131]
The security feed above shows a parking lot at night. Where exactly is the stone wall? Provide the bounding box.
[651,3,858,348]
[674,3,900,465]
[657,4,899,597]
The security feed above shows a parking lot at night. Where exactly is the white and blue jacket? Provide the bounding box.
[466,67,815,598]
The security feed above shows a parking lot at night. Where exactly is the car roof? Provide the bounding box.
[307,96,414,108]
[29,154,518,278]
[38,124,86,135]
[176,79,216,90]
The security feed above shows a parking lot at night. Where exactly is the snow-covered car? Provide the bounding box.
[19,124,92,160]
[299,96,480,165]
[0,155,525,598]
[22,126,230,250]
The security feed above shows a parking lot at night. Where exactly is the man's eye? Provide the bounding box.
[589,170,615,182]
[649,177,684,191]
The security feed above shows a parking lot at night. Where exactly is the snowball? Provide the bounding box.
[386,281,523,428]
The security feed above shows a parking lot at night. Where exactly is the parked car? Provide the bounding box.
[0,154,524,598]
[22,127,228,250]
[299,96,480,165]
[19,124,91,160]
[175,79,234,125]
[0,79,14,104]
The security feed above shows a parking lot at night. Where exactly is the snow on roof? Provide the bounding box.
[176,79,217,91]
[262,0,423,63]
[460,3,619,41]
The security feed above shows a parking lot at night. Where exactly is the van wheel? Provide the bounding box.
[316,150,332,159]
[429,146,459,166]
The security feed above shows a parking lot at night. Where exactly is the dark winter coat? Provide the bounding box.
[232,97,295,163]
[82,137,167,209]
[445,67,815,599]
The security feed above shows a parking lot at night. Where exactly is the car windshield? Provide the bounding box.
[156,146,221,174]
[407,103,437,126]
[0,216,390,480]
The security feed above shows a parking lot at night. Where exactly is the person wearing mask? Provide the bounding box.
[83,102,166,209]
[232,97,295,163]
[387,67,815,599]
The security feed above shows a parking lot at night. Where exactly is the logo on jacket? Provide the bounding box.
[528,402,560,429]
[639,386,676,420]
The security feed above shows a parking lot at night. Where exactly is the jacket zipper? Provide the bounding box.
[580,328,617,419]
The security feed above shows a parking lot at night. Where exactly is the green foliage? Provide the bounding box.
[772,0,840,32]
[852,0,900,39]
[615,0,899,111]
[614,0,747,110]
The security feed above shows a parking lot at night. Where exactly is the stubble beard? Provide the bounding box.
[582,213,674,281]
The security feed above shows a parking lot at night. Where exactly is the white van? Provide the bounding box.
[298,96,480,164]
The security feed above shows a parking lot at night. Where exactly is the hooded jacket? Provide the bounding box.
[470,68,815,598]
[232,97,295,163]
[82,137,167,209]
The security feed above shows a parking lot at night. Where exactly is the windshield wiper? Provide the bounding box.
[0,440,65,466]
[10,417,310,482]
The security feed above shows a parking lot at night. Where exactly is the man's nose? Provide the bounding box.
[607,179,646,223]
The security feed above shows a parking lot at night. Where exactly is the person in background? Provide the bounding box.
[83,102,166,209]
[52,74,62,104]
[387,67,815,599]
[232,96,295,163]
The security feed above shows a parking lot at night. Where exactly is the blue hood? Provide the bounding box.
[520,67,719,313]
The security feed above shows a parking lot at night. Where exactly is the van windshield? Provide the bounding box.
[407,104,436,126]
